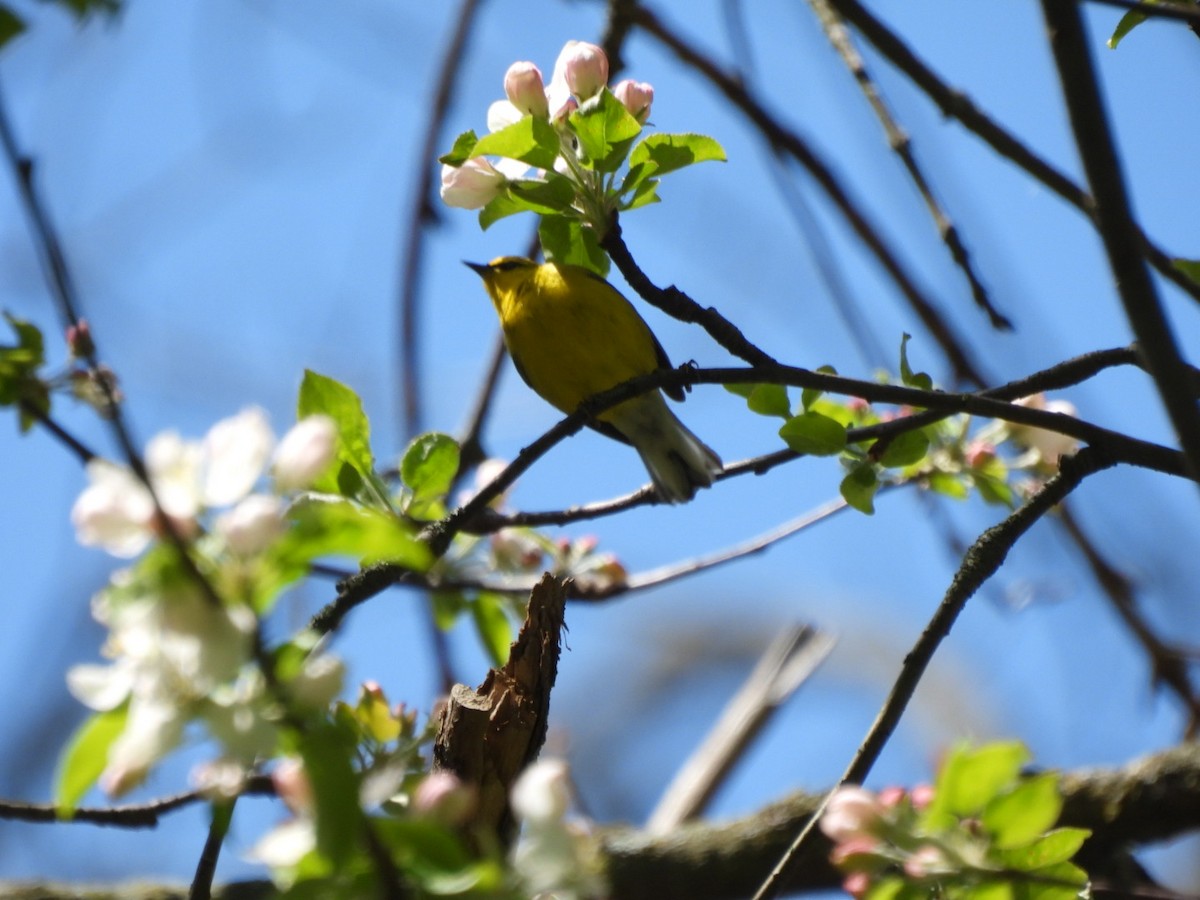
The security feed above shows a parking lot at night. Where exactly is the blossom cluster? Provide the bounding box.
[66,409,342,797]
[440,40,654,211]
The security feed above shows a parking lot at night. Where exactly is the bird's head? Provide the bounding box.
[464,256,539,299]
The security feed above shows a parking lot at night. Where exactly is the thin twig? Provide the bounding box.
[188,801,234,900]
[805,0,1010,330]
[1084,0,1200,26]
[627,5,990,386]
[825,0,1200,306]
[751,446,1116,900]
[397,0,483,441]
[0,77,220,607]
[1040,0,1200,484]
[18,398,96,463]
[0,776,274,828]
[1056,505,1200,735]
[646,625,835,834]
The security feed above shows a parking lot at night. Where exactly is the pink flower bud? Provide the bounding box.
[877,786,906,808]
[272,415,337,491]
[903,844,946,878]
[843,872,872,899]
[820,786,881,843]
[613,79,654,123]
[965,439,997,469]
[830,835,881,867]
[273,757,314,815]
[66,319,95,358]
[555,40,608,101]
[414,771,477,825]
[504,61,549,118]
[910,783,934,810]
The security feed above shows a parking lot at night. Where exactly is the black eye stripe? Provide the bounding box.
[491,259,531,272]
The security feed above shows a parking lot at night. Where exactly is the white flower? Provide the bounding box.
[288,652,345,711]
[440,157,508,209]
[67,587,258,796]
[71,461,157,557]
[215,493,285,555]
[1011,394,1080,467]
[512,758,572,827]
[272,415,337,491]
[247,817,316,870]
[202,407,275,506]
[72,407,278,557]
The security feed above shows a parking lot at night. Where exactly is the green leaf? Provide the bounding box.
[54,704,129,814]
[568,88,642,172]
[877,429,930,468]
[472,591,513,666]
[898,333,933,391]
[437,129,480,167]
[840,464,878,514]
[401,432,460,519]
[927,470,970,500]
[1108,7,1150,48]
[931,741,1029,819]
[983,772,1062,849]
[297,370,387,507]
[0,7,24,49]
[299,723,361,868]
[477,191,528,231]
[471,116,561,170]
[994,827,1090,871]
[725,382,791,418]
[507,174,576,214]
[1171,257,1200,286]
[621,174,660,211]
[778,411,847,456]
[538,215,609,276]
[263,498,431,613]
[801,365,837,411]
[628,132,726,179]
[431,590,466,631]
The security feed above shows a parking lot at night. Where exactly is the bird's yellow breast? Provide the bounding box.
[497,264,662,417]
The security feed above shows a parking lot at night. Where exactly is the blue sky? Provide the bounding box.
[1,0,1198,890]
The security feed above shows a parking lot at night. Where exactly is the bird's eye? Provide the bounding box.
[492,259,528,272]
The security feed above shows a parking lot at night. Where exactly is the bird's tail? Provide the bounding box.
[622,397,722,504]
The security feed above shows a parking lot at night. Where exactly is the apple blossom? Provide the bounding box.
[613,79,654,123]
[819,785,882,842]
[273,757,314,815]
[511,757,572,826]
[1011,394,1080,466]
[553,40,608,102]
[71,460,157,557]
[271,414,337,491]
[504,61,549,118]
[215,493,284,555]
[439,157,508,210]
[202,407,274,506]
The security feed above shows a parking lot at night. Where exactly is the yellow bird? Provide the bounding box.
[466,257,722,503]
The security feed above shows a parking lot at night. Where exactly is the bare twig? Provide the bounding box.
[751,446,1116,899]
[627,5,990,386]
[1040,0,1200,484]
[805,0,1010,330]
[1085,0,1200,27]
[646,625,835,834]
[825,0,1200,306]
[18,398,96,463]
[0,776,274,828]
[397,0,483,441]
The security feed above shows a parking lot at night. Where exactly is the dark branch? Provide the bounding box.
[1040,0,1200,483]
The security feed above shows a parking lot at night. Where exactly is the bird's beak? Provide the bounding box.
[463,260,489,277]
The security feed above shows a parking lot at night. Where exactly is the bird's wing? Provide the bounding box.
[582,268,686,403]
[507,342,633,446]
